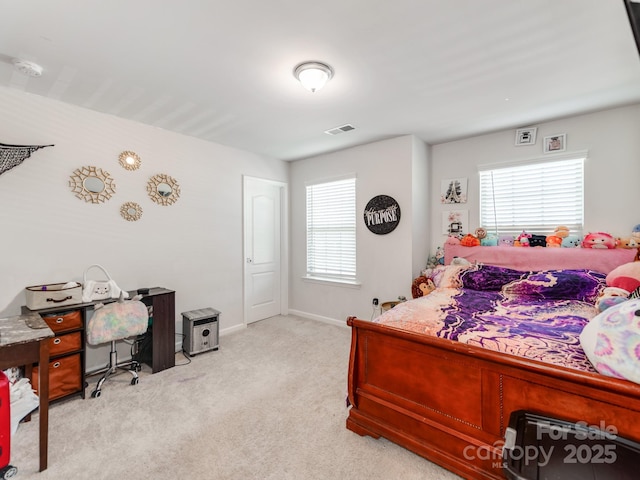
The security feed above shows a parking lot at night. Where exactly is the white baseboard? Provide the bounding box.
[287,309,349,328]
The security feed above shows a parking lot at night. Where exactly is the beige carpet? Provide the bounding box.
[11,315,462,479]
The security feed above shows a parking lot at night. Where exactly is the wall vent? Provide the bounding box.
[325,124,355,136]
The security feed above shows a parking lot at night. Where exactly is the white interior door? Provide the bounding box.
[243,176,283,324]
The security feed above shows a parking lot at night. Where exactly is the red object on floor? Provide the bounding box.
[0,371,17,478]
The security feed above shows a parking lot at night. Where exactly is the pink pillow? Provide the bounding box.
[606,262,640,293]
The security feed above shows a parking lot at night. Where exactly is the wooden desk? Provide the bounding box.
[0,313,54,472]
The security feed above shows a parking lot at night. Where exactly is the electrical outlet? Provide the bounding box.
[372,298,379,306]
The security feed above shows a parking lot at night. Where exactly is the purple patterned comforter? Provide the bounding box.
[374,265,606,372]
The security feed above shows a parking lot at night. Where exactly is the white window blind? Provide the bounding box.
[306,176,356,281]
[479,157,584,237]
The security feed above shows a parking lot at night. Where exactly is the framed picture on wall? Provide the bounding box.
[543,134,566,153]
[442,209,468,235]
[515,127,537,146]
[440,177,468,204]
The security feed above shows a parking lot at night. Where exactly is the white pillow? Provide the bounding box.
[580,299,640,383]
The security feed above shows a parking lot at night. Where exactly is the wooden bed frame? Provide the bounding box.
[346,247,640,479]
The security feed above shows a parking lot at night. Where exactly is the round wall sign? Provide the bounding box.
[364,195,401,235]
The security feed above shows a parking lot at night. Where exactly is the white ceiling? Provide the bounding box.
[1,0,639,161]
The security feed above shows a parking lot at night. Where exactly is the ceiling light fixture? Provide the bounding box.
[12,58,43,77]
[293,61,333,93]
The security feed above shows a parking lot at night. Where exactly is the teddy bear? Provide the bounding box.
[616,237,640,249]
[499,235,514,247]
[411,276,436,299]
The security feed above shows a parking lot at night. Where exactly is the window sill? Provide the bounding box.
[302,276,362,289]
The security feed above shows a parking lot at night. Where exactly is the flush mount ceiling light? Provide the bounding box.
[12,58,43,77]
[293,61,333,93]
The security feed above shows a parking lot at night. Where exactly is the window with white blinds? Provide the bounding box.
[479,157,584,237]
[306,176,356,282]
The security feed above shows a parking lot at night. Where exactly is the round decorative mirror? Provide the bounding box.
[83,176,105,193]
[69,166,116,203]
[147,173,180,206]
[118,150,141,171]
[120,202,143,221]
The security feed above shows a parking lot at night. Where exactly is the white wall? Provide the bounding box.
[0,87,288,339]
[430,103,640,249]
[289,135,429,324]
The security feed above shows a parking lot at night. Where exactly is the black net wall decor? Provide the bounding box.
[0,142,54,176]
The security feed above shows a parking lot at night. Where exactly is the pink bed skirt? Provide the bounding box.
[445,244,636,274]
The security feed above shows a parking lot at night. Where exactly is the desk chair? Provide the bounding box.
[86,294,149,398]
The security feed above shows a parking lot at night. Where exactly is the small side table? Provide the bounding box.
[0,313,54,472]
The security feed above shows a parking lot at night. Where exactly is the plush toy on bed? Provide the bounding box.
[606,261,640,293]
[411,275,436,299]
[481,233,498,246]
[460,233,480,247]
[514,231,531,247]
[546,235,563,247]
[529,234,547,247]
[616,237,640,249]
[595,260,640,312]
[554,225,570,238]
[499,235,514,247]
[562,235,582,248]
[582,232,616,249]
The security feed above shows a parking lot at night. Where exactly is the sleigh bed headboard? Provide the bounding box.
[445,244,636,274]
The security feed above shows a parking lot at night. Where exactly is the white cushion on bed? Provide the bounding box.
[580,299,640,384]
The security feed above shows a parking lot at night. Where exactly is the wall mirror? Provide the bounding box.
[147,173,180,205]
[118,150,141,171]
[120,201,143,221]
[69,166,116,203]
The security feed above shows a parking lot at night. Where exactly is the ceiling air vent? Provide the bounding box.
[324,124,355,136]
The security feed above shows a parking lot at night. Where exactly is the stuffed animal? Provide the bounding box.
[529,234,546,248]
[632,224,640,241]
[460,234,480,247]
[481,233,498,246]
[582,232,616,249]
[515,231,531,247]
[554,226,570,238]
[616,237,640,249]
[435,246,445,265]
[562,235,581,248]
[445,235,461,246]
[498,235,514,247]
[546,235,562,247]
[595,286,631,312]
[475,228,487,240]
[411,276,435,299]
[606,261,640,293]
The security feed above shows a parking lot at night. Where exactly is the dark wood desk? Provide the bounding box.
[0,313,54,472]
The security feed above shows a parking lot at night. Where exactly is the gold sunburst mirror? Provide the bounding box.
[69,166,116,203]
[147,173,180,206]
[120,202,143,221]
[118,150,141,171]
